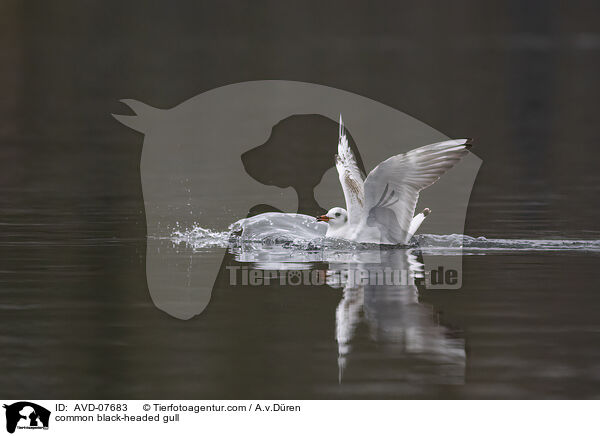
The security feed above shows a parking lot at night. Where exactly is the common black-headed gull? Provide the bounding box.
[316,116,472,244]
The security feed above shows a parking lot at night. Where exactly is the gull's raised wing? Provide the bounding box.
[363,139,472,244]
[335,115,365,226]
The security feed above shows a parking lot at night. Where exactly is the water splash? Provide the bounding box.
[168,213,600,254]
[170,225,230,249]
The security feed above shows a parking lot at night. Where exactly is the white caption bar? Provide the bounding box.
[0,400,596,436]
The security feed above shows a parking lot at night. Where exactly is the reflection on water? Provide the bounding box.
[149,232,467,387]
[157,222,600,389]
[144,232,600,398]
[330,249,465,384]
[227,242,466,385]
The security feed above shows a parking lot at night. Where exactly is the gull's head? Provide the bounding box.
[316,207,348,228]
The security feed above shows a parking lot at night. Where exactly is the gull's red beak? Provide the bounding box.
[316,215,330,222]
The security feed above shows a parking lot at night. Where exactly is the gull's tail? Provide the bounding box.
[408,208,430,238]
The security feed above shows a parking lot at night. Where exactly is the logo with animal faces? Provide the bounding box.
[113,80,482,320]
[3,402,50,434]
[367,183,401,235]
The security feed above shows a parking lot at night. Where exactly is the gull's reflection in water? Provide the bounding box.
[328,249,465,384]
[233,244,466,386]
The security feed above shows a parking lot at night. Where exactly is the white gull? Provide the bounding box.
[316,116,472,244]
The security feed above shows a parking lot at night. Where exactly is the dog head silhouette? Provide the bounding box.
[241,114,366,216]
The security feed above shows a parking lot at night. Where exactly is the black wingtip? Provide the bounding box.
[464,138,474,149]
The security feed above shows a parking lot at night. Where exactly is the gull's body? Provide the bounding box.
[317,116,472,245]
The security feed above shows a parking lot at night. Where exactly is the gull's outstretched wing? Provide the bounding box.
[335,115,365,226]
[363,139,471,244]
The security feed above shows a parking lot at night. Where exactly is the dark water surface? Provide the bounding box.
[1,210,600,399]
[1,1,600,398]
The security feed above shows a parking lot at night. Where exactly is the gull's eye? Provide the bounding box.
[335,212,341,217]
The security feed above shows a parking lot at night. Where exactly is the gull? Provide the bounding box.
[316,116,472,244]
